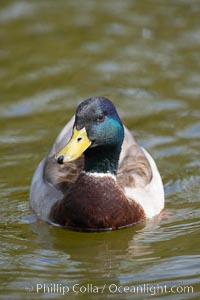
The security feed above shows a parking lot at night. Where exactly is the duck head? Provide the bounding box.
[55,97,124,174]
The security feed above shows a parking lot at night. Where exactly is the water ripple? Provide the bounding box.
[0,89,69,117]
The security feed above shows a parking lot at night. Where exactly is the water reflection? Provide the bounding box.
[27,220,156,281]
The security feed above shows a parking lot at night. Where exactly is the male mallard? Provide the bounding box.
[30,97,164,231]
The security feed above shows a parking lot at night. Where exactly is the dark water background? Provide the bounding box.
[0,1,199,299]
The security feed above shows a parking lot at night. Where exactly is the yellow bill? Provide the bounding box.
[55,127,91,163]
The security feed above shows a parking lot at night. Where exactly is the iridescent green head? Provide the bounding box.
[56,97,124,174]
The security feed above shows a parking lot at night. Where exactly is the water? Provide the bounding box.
[0,0,199,299]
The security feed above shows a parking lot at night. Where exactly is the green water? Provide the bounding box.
[0,1,199,299]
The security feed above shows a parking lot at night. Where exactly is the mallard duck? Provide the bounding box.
[30,97,164,231]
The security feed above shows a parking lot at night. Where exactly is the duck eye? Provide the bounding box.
[97,115,105,122]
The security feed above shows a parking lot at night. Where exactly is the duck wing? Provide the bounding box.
[30,116,84,220]
[117,127,152,188]
[117,127,164,219]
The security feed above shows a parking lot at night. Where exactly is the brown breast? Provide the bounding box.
[49,172,145,231]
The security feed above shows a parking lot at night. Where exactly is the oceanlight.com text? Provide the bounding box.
[25,282,194,296]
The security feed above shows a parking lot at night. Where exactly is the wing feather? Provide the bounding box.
[117,127,152,189]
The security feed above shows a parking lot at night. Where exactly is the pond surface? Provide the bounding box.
[0,0,199,299]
